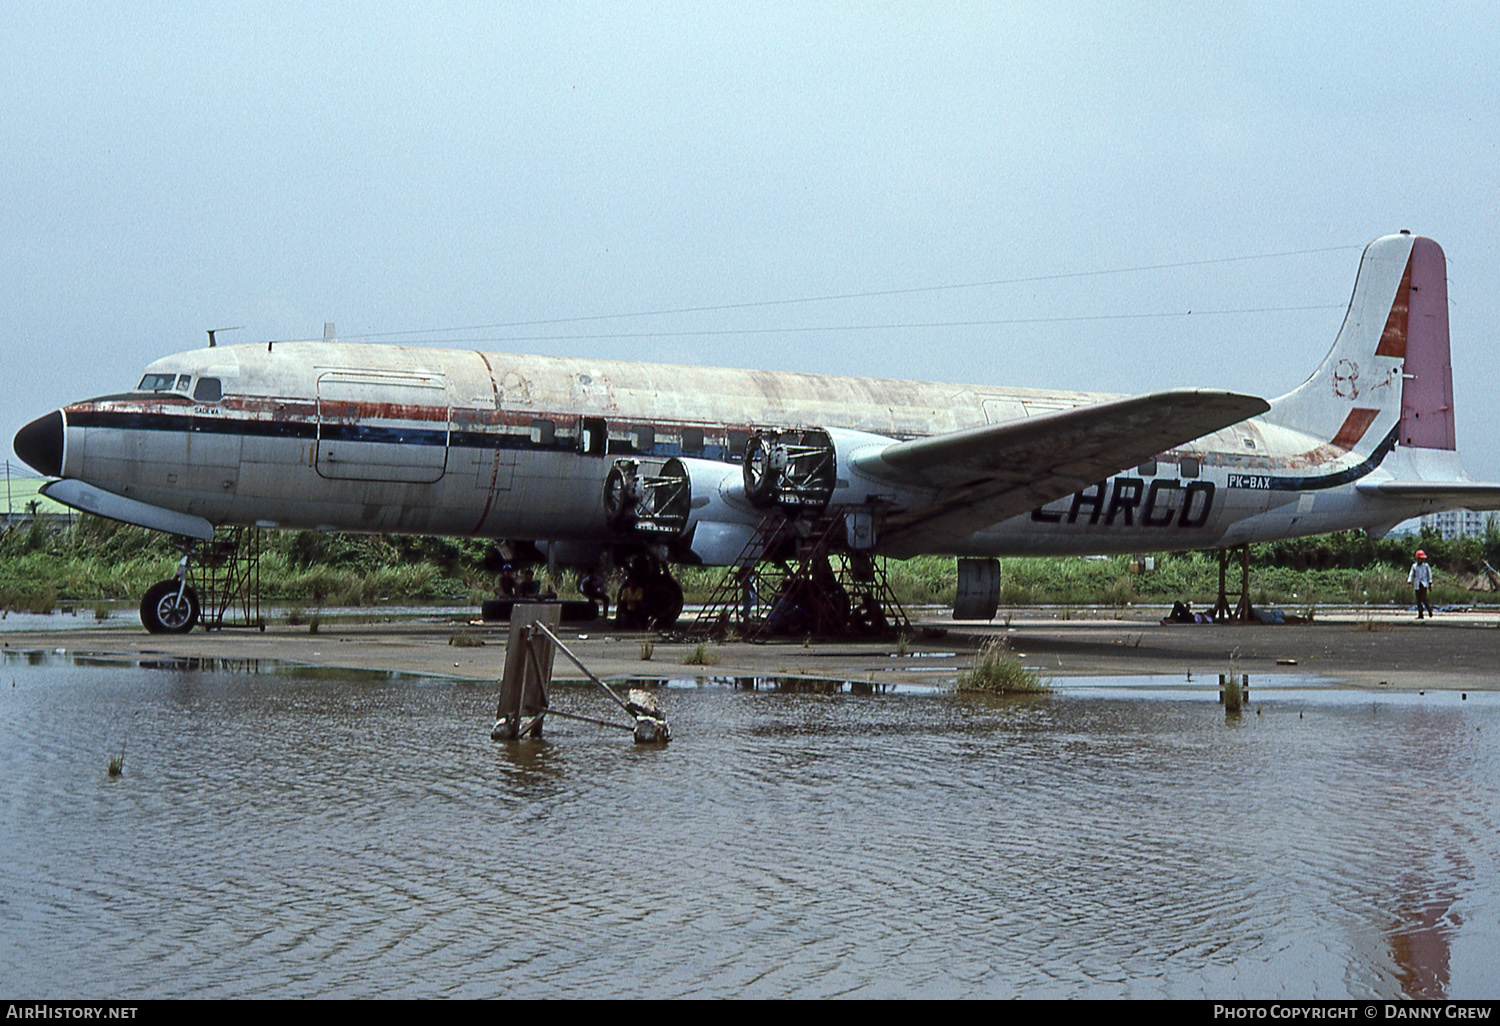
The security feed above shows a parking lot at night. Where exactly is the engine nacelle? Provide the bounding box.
[675,457,765,565]
[819,425,932,510]
[598,429,932,565]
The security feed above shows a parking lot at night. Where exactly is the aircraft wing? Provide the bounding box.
[1355,481,1500,510]
[852,388,1270,552]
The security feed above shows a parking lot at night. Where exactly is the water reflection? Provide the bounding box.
[1,652,1496,998]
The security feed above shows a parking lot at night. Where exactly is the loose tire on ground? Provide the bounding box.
[141,579,200,634]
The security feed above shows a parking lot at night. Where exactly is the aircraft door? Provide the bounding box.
[316,370,450,483]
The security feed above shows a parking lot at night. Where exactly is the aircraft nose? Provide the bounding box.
[14,410,64,477]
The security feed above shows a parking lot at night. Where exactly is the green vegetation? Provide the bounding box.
[956,638,1050,695]
[2,515,1496,615]
[0,516,497,613]
[682,642,718,666]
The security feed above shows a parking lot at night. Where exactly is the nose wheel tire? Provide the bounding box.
[141,579,200,634]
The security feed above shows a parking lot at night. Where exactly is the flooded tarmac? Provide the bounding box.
[2,651,1496,998]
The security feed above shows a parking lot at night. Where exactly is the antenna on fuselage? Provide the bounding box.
[324,322,337,343]
[206,325,243,348]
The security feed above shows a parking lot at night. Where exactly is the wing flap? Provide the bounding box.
[854,388,1269,551]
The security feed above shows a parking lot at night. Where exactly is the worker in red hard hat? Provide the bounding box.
[1409,550,1434,620]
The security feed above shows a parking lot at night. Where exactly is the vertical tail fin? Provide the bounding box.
[1268,232,1454,458]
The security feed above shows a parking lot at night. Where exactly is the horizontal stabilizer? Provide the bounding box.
[856,388,1269,550]
[42,479,216,540]
[1355,481,1500,511]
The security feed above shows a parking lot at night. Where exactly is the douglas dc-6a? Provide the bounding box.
[14,232,1500,632]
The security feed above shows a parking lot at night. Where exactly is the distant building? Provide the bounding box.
[2,461,74,526]
[1420,509,1495,540]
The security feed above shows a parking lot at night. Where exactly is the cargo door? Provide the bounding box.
[316,369,450,483]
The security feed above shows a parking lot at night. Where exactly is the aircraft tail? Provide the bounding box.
[1266,232,1455,460]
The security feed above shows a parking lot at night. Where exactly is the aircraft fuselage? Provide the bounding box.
[35,340,1429,560]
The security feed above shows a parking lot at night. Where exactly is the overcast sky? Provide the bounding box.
[4,3,1499,483]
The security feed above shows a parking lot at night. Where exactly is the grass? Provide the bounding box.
[682,642,718,666]
[956,638,1050,695]
[1222,671,1244,712]
[448,632,484,647]
[5,515,1498,616]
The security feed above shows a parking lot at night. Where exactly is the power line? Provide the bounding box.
[357,303,1347,346]
[315,244,1361,343]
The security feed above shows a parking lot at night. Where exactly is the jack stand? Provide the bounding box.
[1211,545,1254,623]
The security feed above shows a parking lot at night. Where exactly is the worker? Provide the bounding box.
[1409,549,1435,620]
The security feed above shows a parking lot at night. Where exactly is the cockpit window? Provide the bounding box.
[136,372,200,396]
[193,377,222,402]
[137,373,181,392]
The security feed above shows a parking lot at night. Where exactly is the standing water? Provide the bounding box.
[1,652,1495,998]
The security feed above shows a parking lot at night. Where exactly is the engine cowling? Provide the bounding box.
[597,428,933,565]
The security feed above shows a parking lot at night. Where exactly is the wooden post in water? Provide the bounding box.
[493,603,562,740]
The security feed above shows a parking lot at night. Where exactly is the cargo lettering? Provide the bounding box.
[1032,477,1214,529]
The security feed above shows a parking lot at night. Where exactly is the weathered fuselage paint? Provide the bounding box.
[46,340,1434,560]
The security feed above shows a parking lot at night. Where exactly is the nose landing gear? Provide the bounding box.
[140,554,199,634]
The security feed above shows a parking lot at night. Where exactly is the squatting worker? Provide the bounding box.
[1409,549,1435,620]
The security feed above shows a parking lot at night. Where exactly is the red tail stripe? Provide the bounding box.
[1331,407,1380,450]
[1375,253,1412,358]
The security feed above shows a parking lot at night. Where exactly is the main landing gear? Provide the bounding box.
[614,555,684,630]
[140,554,199,634]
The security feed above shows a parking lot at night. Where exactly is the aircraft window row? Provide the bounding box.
[1180,457,1200,478]
[519,418,753,457]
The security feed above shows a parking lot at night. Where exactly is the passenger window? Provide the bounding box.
[632,425,655,452]
[727,430,751,459]
[193,377,222,402]
[1179,457,1200,478]
[681,428,704,454]
[530,419,556,446]
[1137,458,1157,477]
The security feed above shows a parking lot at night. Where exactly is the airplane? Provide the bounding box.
[13,230,1500,633]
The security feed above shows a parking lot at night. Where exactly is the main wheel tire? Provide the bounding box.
[141,579,200,634]
[645,574,685,629]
